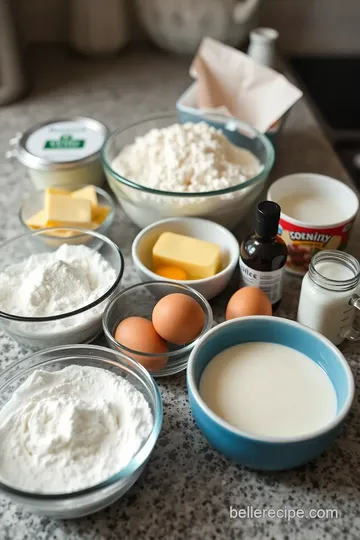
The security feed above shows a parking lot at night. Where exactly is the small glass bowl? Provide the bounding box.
[19,185,115,239]
[102,281,213,377]
[0,345,163,518]
[0,228,124,349]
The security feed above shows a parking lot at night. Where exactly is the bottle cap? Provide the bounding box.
[255,200,281,238]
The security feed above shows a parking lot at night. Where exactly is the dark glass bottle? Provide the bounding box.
[240,200,288,311]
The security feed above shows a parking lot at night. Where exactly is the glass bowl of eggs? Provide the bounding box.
[102,281,213,377]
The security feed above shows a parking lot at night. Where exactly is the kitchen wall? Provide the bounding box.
[13,0,141,46]
[12,0,360,54]
[260,0,360,53]
[14,0,67,45]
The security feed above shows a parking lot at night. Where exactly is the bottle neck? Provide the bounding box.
[254,231,276,241]
[254,220,278,239]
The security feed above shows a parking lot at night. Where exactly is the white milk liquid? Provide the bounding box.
[278,194,348,225]
[199,342,337,438]
[297,260,356,345]
[315,260,354,281]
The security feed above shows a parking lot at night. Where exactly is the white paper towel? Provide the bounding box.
[190,37,303,133]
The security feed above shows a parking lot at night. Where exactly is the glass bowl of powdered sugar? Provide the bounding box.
[0,228,124,349]
[101,112,274,229]
[0,344,162,518]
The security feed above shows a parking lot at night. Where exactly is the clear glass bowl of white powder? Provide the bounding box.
[0,345,162,518]
[101,113,274,229]
[0,228,124,349]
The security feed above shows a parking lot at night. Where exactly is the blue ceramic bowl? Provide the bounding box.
[187,316,354,471]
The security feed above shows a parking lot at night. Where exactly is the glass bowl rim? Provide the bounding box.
[0,344,163,500]
[102,280,214,359]
[100,112,275,197]
[0,228,124,322]
[18,185,115,239]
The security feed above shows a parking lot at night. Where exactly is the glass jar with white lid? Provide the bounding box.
[7,117,108,190]
[297,250,360,345]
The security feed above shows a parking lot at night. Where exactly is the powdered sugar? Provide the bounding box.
[0,365,153,493]
[0,244,116,318]
[0,244,118,348]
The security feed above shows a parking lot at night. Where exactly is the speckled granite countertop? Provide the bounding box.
[1,46,360,540]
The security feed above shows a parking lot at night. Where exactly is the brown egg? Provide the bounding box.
[225,287,272,320]
[114,316,168,371]
[152,293,205,345]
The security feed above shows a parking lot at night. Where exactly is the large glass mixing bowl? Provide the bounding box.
[101,113,274,229]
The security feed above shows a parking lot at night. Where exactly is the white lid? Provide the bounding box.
[13,117,108,171]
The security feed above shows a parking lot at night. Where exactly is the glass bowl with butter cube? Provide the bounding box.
[19,185,115,244]
[132,217,240,300]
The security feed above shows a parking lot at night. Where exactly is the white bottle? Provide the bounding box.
[247,27,279,69]
[297,251,360,345]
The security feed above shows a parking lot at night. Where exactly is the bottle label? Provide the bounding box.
[239,258,284,304]
[278,218,355,276]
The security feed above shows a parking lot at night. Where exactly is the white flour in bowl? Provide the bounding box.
[112,122,262,194]
[109,122,265,228]
[0,244,116,317]
[0,365,153,493]
[0,244,117,348]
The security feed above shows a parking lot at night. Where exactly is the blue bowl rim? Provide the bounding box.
[132,216,240,286]
[187,316,355,444]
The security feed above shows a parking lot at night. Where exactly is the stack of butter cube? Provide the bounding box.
[26,186,111,237]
